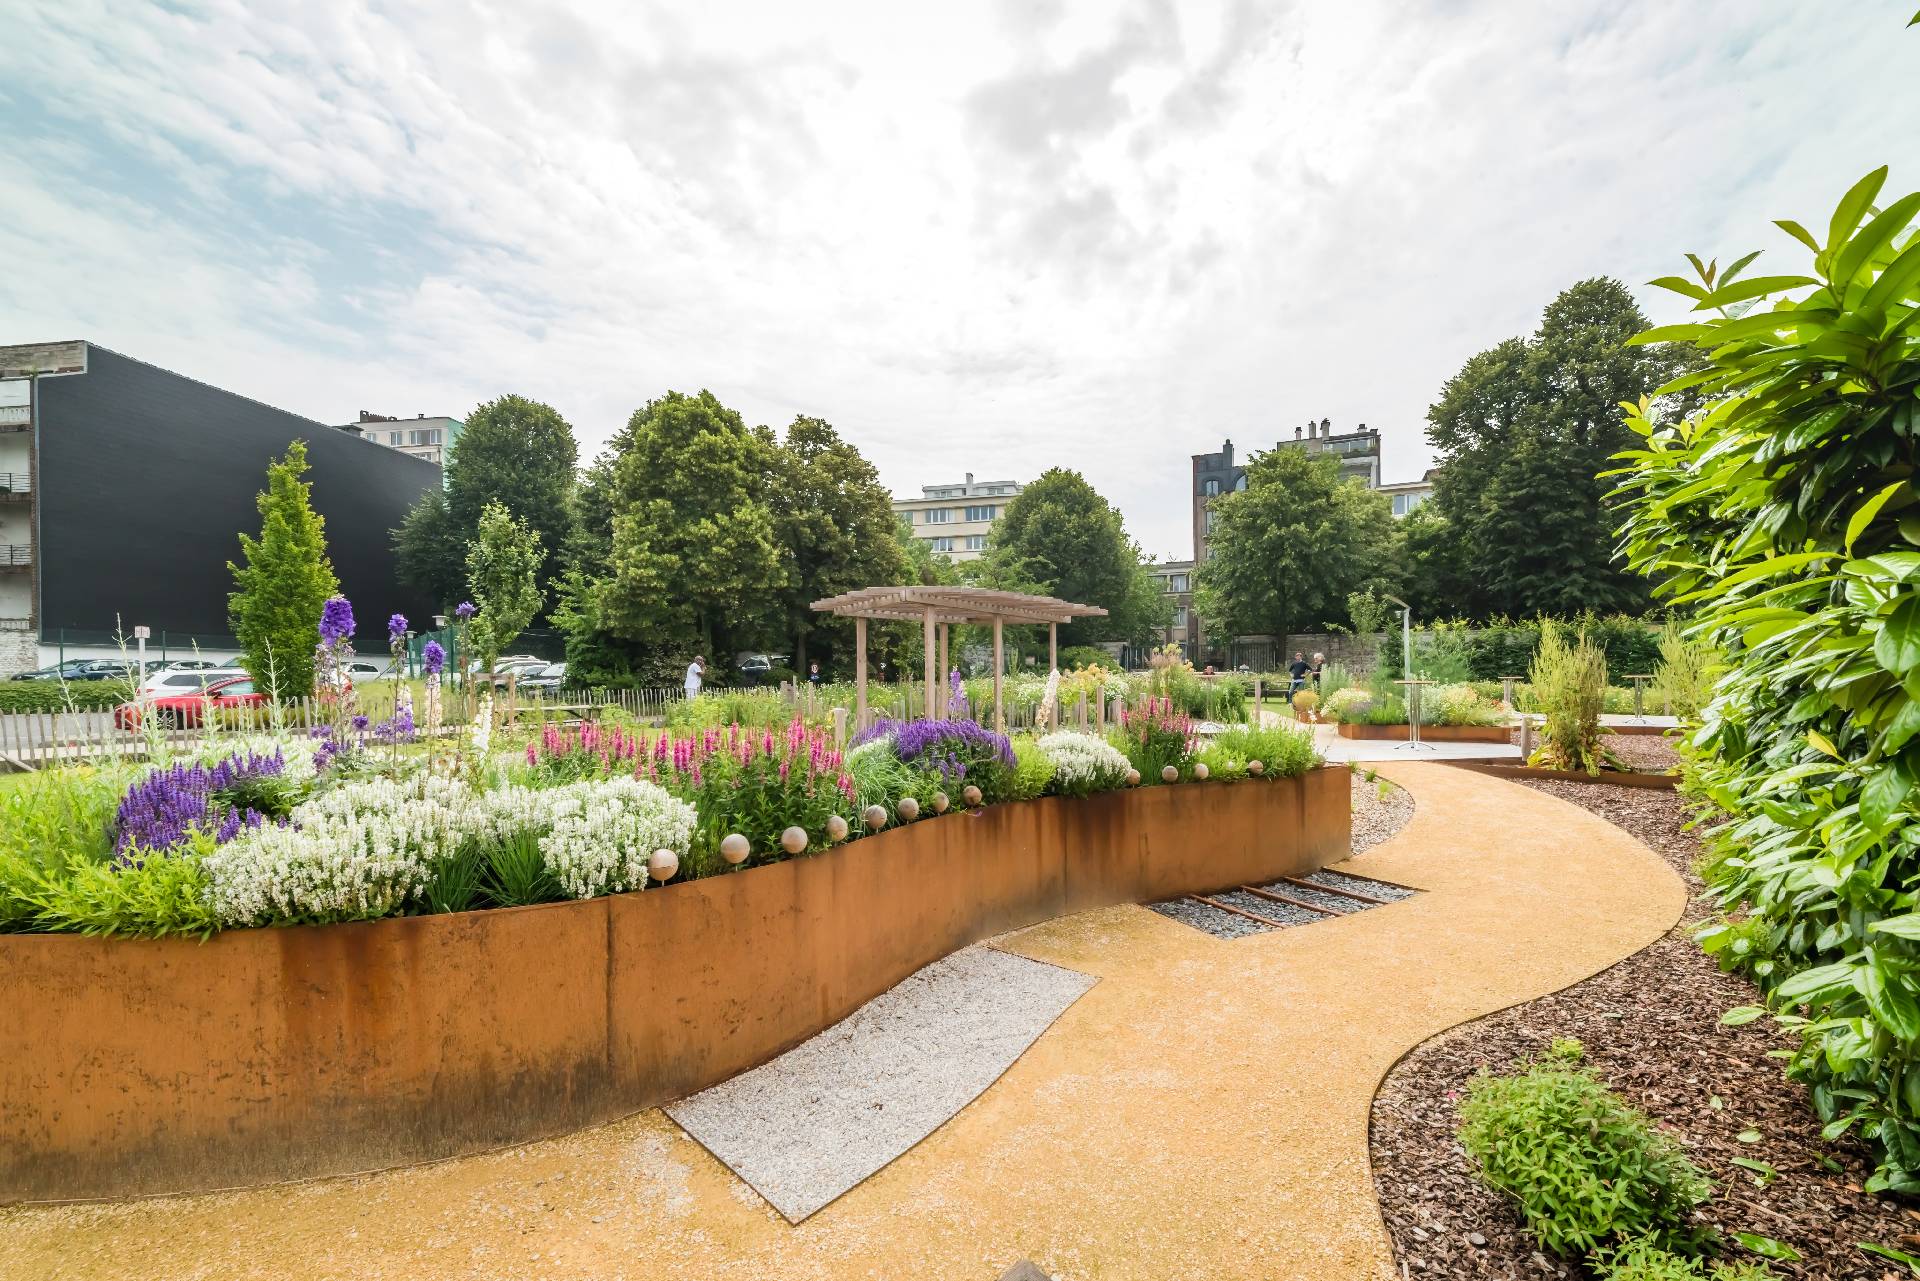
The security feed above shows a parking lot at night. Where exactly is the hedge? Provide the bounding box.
[0,681,134,714]
[1377,615,1661,685]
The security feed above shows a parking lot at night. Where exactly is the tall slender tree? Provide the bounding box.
[228,440,339,700]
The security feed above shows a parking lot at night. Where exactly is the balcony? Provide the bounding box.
[0,545,30,570]
[0,406,28,433]
[0,473,29,500]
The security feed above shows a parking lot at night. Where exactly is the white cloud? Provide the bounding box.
[0,0,1912,558]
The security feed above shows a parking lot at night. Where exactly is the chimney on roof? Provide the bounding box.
[1359,422,1368,432]
[965,472,974,486]
[1320,417,1331,437]
[1294,423,1302,440]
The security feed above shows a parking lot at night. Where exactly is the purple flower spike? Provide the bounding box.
[454,601,476,620]
[319,595,355,645]
[423,640,446,676]
[388,613,408,642]
[351,714,370,731]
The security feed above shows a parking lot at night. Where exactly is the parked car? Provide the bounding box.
[470,656,550,687]
[71,660,151,682]
[114,675,266,730]
[518,662,568,695]
[342,660,396,685]
[140,668,246,698]
[155,659,220,673]
[734,653,790,686]
[11,659,96,682]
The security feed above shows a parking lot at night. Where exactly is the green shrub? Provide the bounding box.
[1425,683,1505,727]
[0,681,134,713]
[1650,620,1718,722]
[1613,168,1920,1191]
[1006,737,1057,800]
[1056,645,1111,671]
[1598,1239,1774,1281]
[1458,1054,1713,1259]
[1209,723,1317,778]
[1528,621,1608,773]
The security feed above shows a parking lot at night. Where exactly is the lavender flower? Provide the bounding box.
[319,596,356,645]
[423,641,446,676]
[454,601,476,620]
[113,750,287,863]
[388,613,408,643]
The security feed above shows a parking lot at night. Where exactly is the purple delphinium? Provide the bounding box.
[454,600,476,621]
[371,707,415,744]
[889,718,1015,768]
[351,714,370,731]
[113,749,286,864]
[319,595,356,645]
[422,640,446,676]
[388,613,408,643]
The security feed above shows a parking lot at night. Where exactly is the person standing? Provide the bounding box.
[1310,652,1326,688]
[1287,651,1309,697]
[684,655,704,700]
[807,661,823,686]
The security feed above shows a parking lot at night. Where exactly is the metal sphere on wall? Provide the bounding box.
[932,791,949,814]
[863,804,889,830]
[780,826,809,855]
[1125,769,1140,786]
[1193,762,1209,781]
[826,814,849,842]
[647,849,679,883]
[720,832,751,865]
[962,784,983,807]
[1248,759,1264,776]
[897,796,921,822]
[1161,765,1179,783]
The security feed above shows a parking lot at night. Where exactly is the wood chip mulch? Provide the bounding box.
[1368,777,1917,1281]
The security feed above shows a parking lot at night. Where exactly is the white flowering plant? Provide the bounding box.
[1035,731,1132,797]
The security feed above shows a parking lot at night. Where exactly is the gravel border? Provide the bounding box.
[1369,778,1915,1280]
[1352,771,1415,853]
[664,943,1095,1223]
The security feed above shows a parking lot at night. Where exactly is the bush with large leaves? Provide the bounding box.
[1614,166,1920,1191]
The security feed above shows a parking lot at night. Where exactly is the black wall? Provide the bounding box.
[37,345,439,642]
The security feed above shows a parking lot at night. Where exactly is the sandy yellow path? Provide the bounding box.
[0,763,1684,1281]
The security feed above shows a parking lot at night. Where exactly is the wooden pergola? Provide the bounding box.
[811,586,1108,732]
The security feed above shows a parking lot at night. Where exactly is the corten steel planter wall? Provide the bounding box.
[1335,721,1510,743]
[0,767,1348,1204]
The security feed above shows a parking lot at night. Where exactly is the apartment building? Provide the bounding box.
[0,340,438,675]
[892,472,1022,562]
[1377,471,1436,516]
[335,410,463,466]
[1144,559,1195,661]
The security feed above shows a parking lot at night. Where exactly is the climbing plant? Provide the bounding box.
[1614,166,1920,1190]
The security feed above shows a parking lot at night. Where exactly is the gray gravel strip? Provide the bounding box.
[664,943,1095,1223]
[1256,880,1367,914]
[1350,771,1415,853]
[1148,897,1272,938]
[1213,887,1328,926]
[1305,868,1418,903]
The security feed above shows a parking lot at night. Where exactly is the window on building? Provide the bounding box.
[963,504,995,522]
[929,536,954,552]
[1205,510,1215,534]
[963,534,986,551]
[1167,573,1189,593]
[1234,474,1247,491]
[1201,478,1221,496]
[389,431,403,445]
[1173,605,1189,627]
[925,508,952,524]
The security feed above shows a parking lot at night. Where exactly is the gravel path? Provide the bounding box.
[1368,778,1915,1281]
[664,944,1095,1223]
[1351,770,1415,853]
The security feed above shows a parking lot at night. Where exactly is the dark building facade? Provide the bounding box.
[0,341,439,670]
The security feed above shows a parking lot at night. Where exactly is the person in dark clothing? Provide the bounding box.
[807,661,824,686]
[1287,651,1309,698]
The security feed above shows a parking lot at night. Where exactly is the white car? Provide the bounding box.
[140,669,246,697]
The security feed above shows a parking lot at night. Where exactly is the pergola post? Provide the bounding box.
[992,617,1005,734]
[855,616,868,731]
[1049,622,1058,672]
[922,605,937,721]
[938,623,950,710]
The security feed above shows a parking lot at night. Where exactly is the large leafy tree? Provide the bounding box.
[1426,279,1694,618]
[597,390,786,663]
[228,440,340,700]
[465,501,545,669]
[768,416,908,671]
[396,394,577,606]
[1194,448,1397,639]
[979,468,1169,646]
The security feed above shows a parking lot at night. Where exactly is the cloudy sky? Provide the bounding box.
[2,1,1911,558]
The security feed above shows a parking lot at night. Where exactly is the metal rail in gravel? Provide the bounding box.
[1154,869,1419,940]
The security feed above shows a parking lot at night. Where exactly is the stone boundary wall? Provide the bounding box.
[0,769,1350,1203]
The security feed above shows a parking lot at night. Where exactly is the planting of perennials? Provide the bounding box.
[0,593,1324,941]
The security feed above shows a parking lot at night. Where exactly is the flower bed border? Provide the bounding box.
[1442,761,1679,790]
[1334,722,1510,743]
[0,768,1348,1204]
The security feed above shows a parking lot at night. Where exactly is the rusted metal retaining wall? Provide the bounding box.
[1334,722,1511,743]
[0,768,1348,1203]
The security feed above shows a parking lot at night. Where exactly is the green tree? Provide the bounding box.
[896,521,960,587]
[1194,449,1397,639]
[465,502,545,670]
[979,468,1169,646]
[598,390,786,663]
[1426,279,1694,618]
[769,416,908,671]
[397,394,577,607]
[228,440,339,701]
[391,486,464,608]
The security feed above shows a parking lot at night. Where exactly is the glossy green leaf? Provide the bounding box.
[1877,596,1920,674]
[1828,166,1890,256]
[1834,192,1920,290]
[1734,1230,1799,1260]
[1692,275,1821,311]
[1849,480,1912,554]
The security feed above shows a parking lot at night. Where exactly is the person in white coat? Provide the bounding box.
[684,655,704,699]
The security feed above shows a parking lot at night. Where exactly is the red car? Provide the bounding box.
[114,676,267,729]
